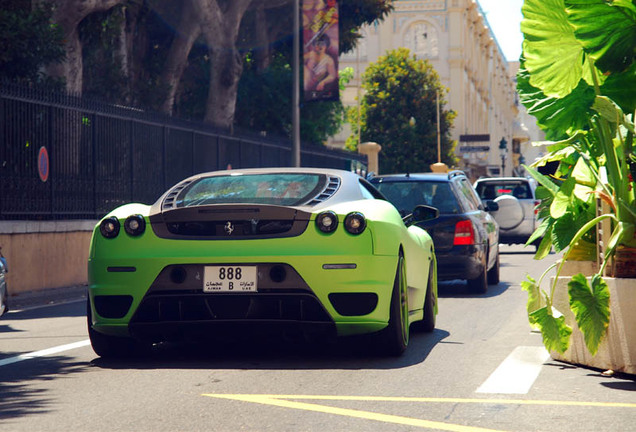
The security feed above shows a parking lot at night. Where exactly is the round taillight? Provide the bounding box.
[100,217,120,239]
[344,212,366,235]
[124,214,146,237]
[316,211,338,233]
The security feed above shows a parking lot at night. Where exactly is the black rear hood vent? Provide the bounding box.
[150,204,311,240]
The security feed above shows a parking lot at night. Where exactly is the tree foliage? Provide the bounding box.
[0,0,65,86]
[518,0,636,356]
[5,0,393,143]
[351,48,456,173]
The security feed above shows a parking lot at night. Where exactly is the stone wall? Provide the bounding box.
[0,221,96,296]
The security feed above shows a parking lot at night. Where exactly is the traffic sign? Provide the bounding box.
[459,146,490,153]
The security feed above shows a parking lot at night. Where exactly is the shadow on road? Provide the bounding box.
[5,300,86,321]
[437,280,511,299]
[90,328,451,372]
[0,354,90,422]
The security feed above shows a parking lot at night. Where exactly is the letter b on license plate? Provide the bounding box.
[203,266,257,292]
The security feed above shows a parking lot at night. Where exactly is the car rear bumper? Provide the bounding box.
[89,254,398,340]
[435,244,486,281]
[499,219,536,244]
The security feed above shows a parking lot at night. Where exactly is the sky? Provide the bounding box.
[476,0,524,61]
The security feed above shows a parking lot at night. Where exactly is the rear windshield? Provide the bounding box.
[475,182,532,200]
[176,173,326,207]
[373,181,460,214]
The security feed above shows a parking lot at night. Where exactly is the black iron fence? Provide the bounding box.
[0,83,366,220]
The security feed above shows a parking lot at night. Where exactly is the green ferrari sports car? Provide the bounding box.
[87,168,438,357]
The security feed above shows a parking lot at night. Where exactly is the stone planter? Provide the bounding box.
[550,276,636,375]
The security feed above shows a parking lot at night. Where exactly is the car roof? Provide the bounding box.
[152,167,380,213]
[474,177,533,183]
[369,170,467,183]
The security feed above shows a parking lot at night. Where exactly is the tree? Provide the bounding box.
[350,48,456,174]
[0,0,65,86]
[164,0,393,136]
[43,0,126,94]
[36,0,394,138]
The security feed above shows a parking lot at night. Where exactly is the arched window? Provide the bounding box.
[404,22,438,58]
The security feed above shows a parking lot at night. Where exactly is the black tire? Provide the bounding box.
[412,261,436,333]
[0,280,8,317]
[87,299,145,358]
[467,264,488,294]
[379,254,409,356]
[487,249,500,285]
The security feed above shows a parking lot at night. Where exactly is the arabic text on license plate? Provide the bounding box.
[203,266,257,292]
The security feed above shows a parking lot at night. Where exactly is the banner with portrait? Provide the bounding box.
[302,0,339,102]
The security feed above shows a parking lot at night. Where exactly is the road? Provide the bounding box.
[1,245,635,432]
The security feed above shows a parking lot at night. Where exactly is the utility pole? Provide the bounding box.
[292,0,301,167]
[430,90,448,173]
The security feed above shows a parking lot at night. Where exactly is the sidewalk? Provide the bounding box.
[9,284,88,311]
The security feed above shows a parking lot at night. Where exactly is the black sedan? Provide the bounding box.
[370,171,500,293]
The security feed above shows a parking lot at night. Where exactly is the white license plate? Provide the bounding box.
[203,266,257,292]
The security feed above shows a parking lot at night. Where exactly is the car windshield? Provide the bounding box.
[475,182,532,200]
[176,173,326,207]
[374,181,460,215]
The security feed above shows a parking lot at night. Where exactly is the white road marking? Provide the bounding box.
[476,346,550,394]
[0,339,91,367]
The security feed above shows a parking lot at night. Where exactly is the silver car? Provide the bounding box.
[473,177,540,248]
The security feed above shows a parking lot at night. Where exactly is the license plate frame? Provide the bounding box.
[203,265,257,292]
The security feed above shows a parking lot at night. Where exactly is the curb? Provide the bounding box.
[9,284,88,311]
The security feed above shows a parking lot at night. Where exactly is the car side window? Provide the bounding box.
[455,178,481,211]
[476,181,534,200]
[359,178,385,200]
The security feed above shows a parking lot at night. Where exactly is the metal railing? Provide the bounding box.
[0,83,365,220]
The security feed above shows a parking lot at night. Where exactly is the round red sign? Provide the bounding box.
[38,146,49,182]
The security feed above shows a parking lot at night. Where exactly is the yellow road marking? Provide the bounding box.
[203,394,636,431]
[204,394,504,432]
[203,394,636,408]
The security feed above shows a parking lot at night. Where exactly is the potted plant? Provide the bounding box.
[516,0,636,372]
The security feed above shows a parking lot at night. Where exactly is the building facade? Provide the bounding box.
[334,0,522,179]
[508,61,547,177]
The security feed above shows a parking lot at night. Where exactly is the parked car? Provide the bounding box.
[0,258,7,316]
[88,168,439,358]
[369,171,500,293]
[473,177,540,248]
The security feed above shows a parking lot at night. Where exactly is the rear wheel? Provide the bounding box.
[87,299,146,358]
[0,282,7,317]
[487,249,500,285]
[467,263,488,294]
[379,254,409,356]
[412,261,436,333]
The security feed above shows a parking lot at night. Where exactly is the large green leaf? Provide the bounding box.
[535,223,555,259]
[517,60,595,135]
[599,47,636,115]
[521,0,584,97]
[552,213,580,251]
[524,163,560,196]
[592,96,624,126]
[571,157,597,201]
[521,275,543,319]
[568,273,610,355]
[530,306,573,353]
[527,216,549,245]
[550,176,576,218]
[565,0,636,74]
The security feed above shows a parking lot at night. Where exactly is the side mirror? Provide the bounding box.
[404,204,439,225]
[484,200,499,212]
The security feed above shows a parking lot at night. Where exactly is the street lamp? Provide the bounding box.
[519,154,526,166]
[498,137,508,177]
